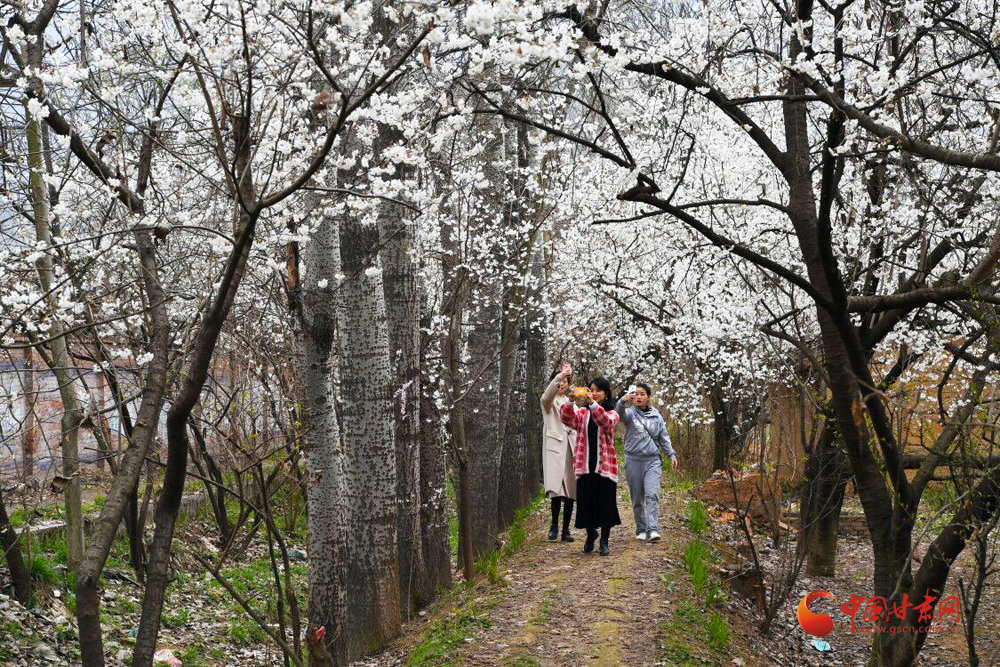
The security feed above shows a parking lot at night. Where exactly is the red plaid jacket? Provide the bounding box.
[559,400,620,482]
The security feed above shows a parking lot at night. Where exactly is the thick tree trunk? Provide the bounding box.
[800,423,850,576]
[294,205,349,666]
[379,203,424,619]
[338,217,401,658]
[417,361,452,601]
[525,243,546,490]
[465,298,502,556]
[496,310,522,530]
[509,331,530,510]
[708,382,734,471]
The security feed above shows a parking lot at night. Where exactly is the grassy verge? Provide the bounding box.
[658,499,731,666]
[407,491,544,666]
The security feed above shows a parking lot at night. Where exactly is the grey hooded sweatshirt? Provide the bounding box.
[615,398,676,462]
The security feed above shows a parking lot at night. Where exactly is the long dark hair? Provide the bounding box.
[588,376,615,411]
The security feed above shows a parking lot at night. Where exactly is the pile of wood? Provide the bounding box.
[689,470,783,529]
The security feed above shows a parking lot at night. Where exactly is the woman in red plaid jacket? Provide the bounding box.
[559,375,622,555]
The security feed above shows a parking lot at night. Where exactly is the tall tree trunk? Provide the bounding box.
[509,329,530,509]
[132,115,258,667]
[465,296,502,556]
[338,217,401,658]
[708,382,734,471]
[417,348,451,601]
[525,243,547,491]
[439,213,474,581]
[293,204,349,666]
[24,88,85,576]
[379,202,424,619]
[495,306,520,530]
[76,227,170,667]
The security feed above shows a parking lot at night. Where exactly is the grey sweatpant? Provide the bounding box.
[625,456,662,533]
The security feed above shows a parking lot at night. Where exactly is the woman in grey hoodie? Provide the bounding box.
[616,383,679,542]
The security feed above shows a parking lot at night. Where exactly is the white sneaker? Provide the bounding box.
[635,531,647,541]
[647,530,661,542]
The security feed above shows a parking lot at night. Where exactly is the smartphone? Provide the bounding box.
[628,384,636,394]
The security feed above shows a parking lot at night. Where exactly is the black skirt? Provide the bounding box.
[574,473,621,530]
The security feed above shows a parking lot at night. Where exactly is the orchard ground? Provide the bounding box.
[0,471,987,666]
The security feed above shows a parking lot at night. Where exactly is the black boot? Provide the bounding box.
[583,529,597,553]
[599,527,611,555]
[560,499,574,542]
[548,497,560,540]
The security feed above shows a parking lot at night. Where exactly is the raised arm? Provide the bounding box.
[614,397,629,422]
[541,377,560,413]
[590,402,620,429]
[559,400,578,429]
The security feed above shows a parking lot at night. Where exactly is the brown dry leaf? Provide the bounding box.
[49,473,77,494]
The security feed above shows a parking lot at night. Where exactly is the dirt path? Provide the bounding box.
[455,488,688,667]
[356,476,774,667]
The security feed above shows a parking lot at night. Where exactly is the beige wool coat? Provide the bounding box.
[541,377,576,499]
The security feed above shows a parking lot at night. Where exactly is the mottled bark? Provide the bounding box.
[465,295,502,556]
[294,204,348,666]
[417,342,451,601]
[338,217,401,658]
[525,243,547,491]
[379,202,424,618]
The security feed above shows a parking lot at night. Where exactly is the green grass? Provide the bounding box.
[228,617,268,645]
[686,500,709,536]
[659,601,730,665]
[683,540,707,573]
[475,550,504,585]
[178,643,211,667]
[690,557,709,597]
[161,608,191,628]
[505,523,526,557]
[407,600,492,666]
[29,553,59,585]
[707,611,730,652]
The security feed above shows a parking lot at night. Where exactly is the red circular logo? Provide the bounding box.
[797,590,837,637]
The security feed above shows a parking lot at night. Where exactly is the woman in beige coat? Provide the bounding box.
[542,365,577,541]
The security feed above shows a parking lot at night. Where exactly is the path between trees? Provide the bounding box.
[361,478,771,667]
